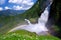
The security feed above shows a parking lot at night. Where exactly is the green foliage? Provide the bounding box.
[19,1,39,19]
[0,30,60,40]
[0,16,25,35]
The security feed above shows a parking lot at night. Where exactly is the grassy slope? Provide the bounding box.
[0,30,60,40]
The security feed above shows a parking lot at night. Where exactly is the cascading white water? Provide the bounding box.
[25,19,31,25]
[9,0,53,35]
[38,1,52,24]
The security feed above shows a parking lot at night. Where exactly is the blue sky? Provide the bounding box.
[0,0,37,11]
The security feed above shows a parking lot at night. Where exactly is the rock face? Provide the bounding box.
[49,0,61,24]
[47,0,61,38]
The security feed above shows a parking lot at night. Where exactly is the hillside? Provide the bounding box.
[0,30,60,40]
[0,1,39,35]
[0,10,25,16]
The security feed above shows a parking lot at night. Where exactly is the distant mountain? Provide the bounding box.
[0,9,25,16]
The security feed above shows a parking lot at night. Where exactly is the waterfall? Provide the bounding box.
[22,2,52,34]
[38,1,53,24]
[9,0,53,35]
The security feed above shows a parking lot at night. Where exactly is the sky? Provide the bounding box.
[0,0,37,11]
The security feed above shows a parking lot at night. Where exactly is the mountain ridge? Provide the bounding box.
[0,9,25,16]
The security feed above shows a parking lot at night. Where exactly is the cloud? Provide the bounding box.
[9,0,23,4]
[9,0,34,5]
[4,5,32,10]
[8,0,34,10]
[5,6,11,10]
[0,0,35,11]
[13,6,23,10]
[0,7,3,11]
[22,0,34,5]
[0,0,5,5]
[13,5,31,10]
